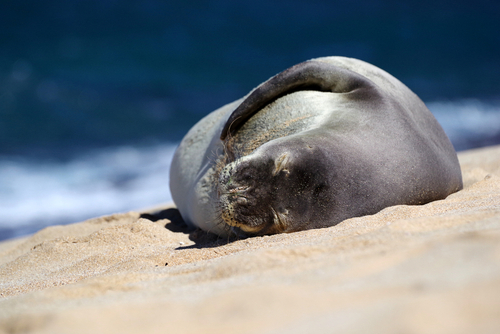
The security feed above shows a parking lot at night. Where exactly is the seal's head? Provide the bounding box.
[217,139,333,236]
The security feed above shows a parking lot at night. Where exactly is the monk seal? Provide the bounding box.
[169,56,463,237]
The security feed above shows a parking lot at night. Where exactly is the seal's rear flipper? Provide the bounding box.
[220,60,371,140]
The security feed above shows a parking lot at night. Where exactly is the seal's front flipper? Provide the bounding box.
[220,60,371,140]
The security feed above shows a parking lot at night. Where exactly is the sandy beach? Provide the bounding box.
[1,145,499,333]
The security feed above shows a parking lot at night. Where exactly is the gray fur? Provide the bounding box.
[170,56,463,237]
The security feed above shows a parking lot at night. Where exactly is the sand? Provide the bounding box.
[1,145,500,334]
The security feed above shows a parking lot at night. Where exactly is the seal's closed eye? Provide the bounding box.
[273,153,290,176]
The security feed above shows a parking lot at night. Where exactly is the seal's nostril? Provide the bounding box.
[229,186,249,193]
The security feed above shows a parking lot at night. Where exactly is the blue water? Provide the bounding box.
[0,0,499,240]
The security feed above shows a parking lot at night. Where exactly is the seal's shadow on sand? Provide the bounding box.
[140,208,238,248]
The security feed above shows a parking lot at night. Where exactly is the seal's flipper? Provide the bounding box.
[220,60,370,140]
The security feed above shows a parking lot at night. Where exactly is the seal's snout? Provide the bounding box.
[216,158,273,235]
[226,186,250,207]
[228,186,250,206]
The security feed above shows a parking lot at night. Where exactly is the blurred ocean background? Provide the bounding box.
[1,0,499,240]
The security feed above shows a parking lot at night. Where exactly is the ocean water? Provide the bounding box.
[0,145,176,239]
[429,99,500,150]
[0,0,499,240]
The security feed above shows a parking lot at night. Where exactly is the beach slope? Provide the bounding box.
[1,145,500,334]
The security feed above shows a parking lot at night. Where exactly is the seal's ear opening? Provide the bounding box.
[220,60,368,140]
[273,153,290,176]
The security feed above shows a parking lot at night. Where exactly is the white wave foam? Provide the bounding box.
[0,144,176,237]
[427,99,500,151]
